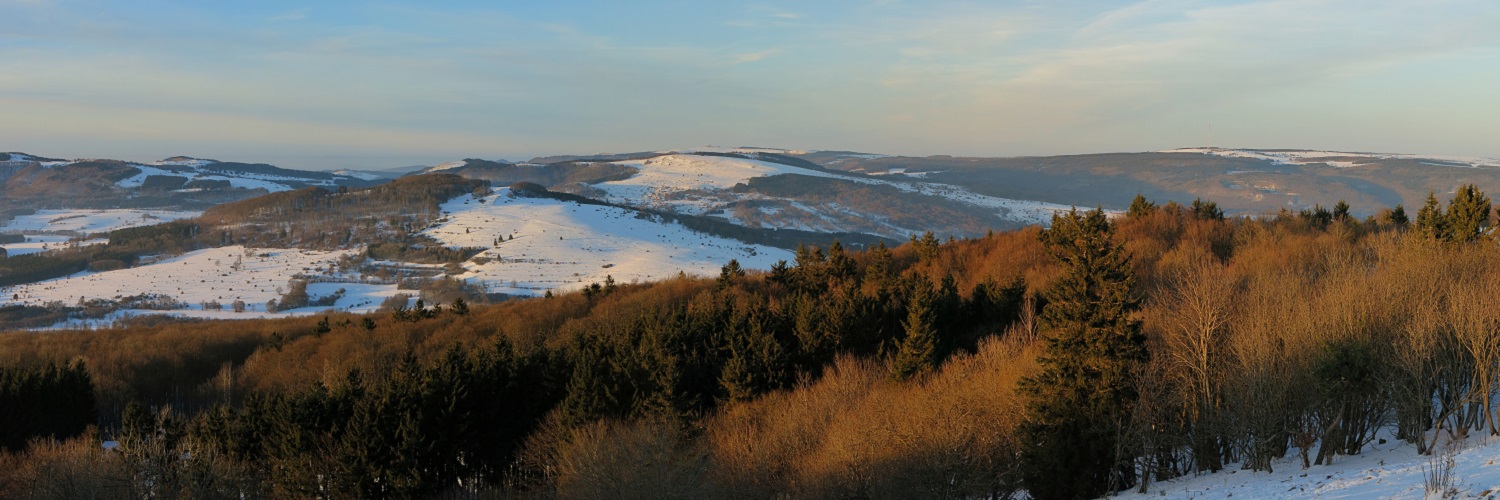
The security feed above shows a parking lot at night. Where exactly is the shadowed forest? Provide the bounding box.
[2,187,1498,499]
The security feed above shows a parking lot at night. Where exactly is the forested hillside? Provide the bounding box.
[2,188,1499,498]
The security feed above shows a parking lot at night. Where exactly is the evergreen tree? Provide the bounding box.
[1126,194,1158,218]
[890,278,938,381]
[863,242,893,291]
[1384,204,1410,227]
[1190,198,1224,220]
[1333,200,1351,221]
[1415,190,1448,240]
[826,240,857,282]
[1446,183,1491,242]
[1018,208,1148,499]
[718,259,745,290]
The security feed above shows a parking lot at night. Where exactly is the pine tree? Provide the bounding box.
[1018,208,1148,499]
[1415,190,1448,240]
[1446,183,1491,242]
[1127,194,1158,218]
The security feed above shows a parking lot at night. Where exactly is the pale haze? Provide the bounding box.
[2,0,1497,169]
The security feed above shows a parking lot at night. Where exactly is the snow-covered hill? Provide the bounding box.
[0,209,201,256]
[0,187,803,325]
[1,245,393,319]
[585,153,1078,233]
[1164,147,1500,169]
[425,189,793,296]
[116,157,370,192]
[0,209,200,235]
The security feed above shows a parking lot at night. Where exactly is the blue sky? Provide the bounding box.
[2,0,1497,169]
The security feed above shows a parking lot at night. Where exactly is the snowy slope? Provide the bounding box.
[1164,148,1500,169]
[594,154,839,213]
[114,163,341,192]
[662,146,812,155]
[592,153,1078,230]
[0,209,200,234]
[1116,430,1500,499]
[0,246,395,318]
[424,189,793,296]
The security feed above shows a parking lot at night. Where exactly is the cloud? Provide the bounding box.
[731,49,781,65]
[267,9,308,22]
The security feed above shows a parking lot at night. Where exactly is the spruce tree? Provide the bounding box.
[1384,204,1409,227]
[890,279,938,381]
[1018,208,1148,499]
[1415,190,1448,240]
[1126,194,1158,218]
[1446,183,1491,242]
[1333,200,1351,221]
[1190,198,1224,220]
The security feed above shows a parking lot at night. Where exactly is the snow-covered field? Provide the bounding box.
[0,245,394,317]
[425,190,793,296]
[1164,148,1500,169]
[0,209,200,234]
[1117,430,1500,499]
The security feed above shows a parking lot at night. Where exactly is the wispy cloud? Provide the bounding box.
[731,49,781,65]
[267,8,308,22]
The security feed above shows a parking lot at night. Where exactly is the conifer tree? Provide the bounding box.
[1018,208,1148,499]
[1333,200,1351,221]
[1127,194,1158,218]
[1190,198,1224,220]
[1446,183,1491,242]
[914,231,942,261]
[1415,190,1448,240]
[890,278,938,381]
[1384,204,1409,227]
[718,259,745,290]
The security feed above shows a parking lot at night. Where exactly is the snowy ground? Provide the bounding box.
[0,209,200,235]
[1164,148,1500,169]
[0,246,396,317]
[1117,430,1500,499]
[426,190,793,296]
[0,235,107,256]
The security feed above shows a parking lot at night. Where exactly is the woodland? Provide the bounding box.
[2,186,1498,499]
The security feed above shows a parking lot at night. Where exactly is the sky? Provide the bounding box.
[1,0,1498,170]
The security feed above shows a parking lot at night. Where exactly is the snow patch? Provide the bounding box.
[1118,429,1500,499]
[428,160,469,172]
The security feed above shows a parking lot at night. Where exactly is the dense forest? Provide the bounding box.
[2,186,1498,499]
